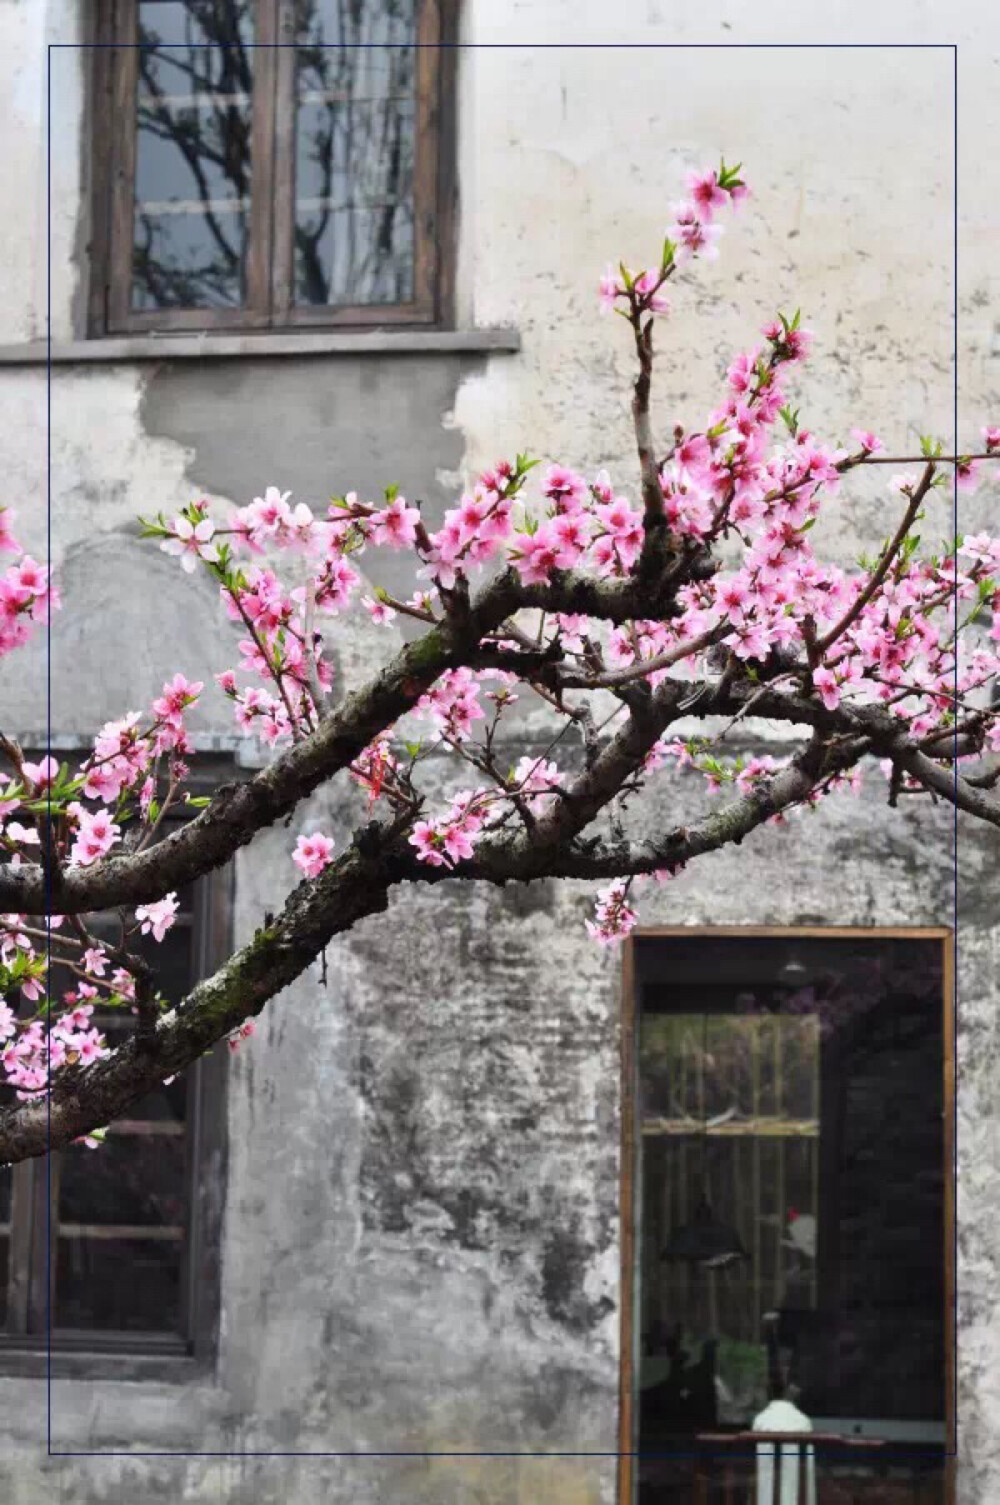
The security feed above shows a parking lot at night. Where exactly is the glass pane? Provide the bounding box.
[635,935,946,1500]
[292,1,418,306]
[47,879,196,1334]
[641,1013,821,1431]
[59,1134,187,1230]
[133,0,256,310]
[55,1236,182,1334]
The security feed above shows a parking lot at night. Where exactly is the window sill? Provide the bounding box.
[0,1343,210,1384]
[0,327,521,366]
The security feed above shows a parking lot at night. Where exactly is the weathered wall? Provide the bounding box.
[0,0,997,1501]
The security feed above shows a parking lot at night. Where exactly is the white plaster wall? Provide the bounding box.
[451,4,998,558]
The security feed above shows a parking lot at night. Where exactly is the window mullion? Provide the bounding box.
[269,0,298,323]
[5,1162,35,1336]
[246,0,280,323]
[412,0,444,321]
[26,1155,58,1337]
[107,1,140,333]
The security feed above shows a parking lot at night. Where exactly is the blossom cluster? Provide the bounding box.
[4,152,1000,1136]
[0,511,57,661]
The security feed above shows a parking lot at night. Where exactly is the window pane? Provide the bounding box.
[48,886,195,1335]
[634,935,946,1496]
[59,1134,187,1231]
[292,0,418,306]
[133,0,256,310]
[55,1236,181,1334]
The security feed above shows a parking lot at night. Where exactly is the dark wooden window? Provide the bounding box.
[0,867,231,1366]
[618,929,954,1505]
[89,0,456,335]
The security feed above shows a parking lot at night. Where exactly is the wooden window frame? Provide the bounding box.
[88,0,458,337]
[616,927,956,1505]
[0,863,232,1381]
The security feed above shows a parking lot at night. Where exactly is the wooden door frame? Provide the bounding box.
[616,926,956,1505]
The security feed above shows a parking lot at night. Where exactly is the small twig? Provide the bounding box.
[815,462,935,655]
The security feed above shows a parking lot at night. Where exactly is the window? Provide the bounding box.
[619,930,953,1504]
[89,1,456,334]
[0,867,231,1369]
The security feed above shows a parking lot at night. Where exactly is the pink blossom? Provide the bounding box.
[850,428,884,454]
[727,347,760,396]
[585,880,638,946]
[956,458,981,493]
[292,831,335,880]
[510,525,564,586]
[111,969,136,1001]
[634,270,670,314]
[13,558,48,597]
[598,264,621,313]
[442,825,476,864]
[684,168,728,219]
[362,594,397,625]
[83,947,109,976]
[669,202,724,263]
[542,465,588,513]
[812,666,841,711]
[0,508,20,554]
[228,1018,256,1053]
[160,516,219,574]
[409,821,448,867]
[6,821,39,846]
[370,496,421,549]
[153,673,203,726]
[135,893,180,942]
[22,754,58,791]
[69,807,121,866]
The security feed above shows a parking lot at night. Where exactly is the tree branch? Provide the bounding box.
[0,566,698,916]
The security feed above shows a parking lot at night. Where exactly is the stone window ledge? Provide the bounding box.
[0,1345,209,1385]
[0,328,520,366]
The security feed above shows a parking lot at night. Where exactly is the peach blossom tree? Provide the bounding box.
[1,160,998,1162]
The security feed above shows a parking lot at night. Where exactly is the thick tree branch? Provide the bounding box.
[0,732,857,1164]
[0,566,697,916]
[460,731,856,884]
[899,748,1000,829]
[0,821,404,1162]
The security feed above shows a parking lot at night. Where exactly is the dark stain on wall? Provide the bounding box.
[141,352,485,601]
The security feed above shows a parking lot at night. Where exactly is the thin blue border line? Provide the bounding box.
[43,37,963,1469]
[46,1444,950,1459]
[45,36,53,1460]
[52,41,957,49]
[951,38,960,1470]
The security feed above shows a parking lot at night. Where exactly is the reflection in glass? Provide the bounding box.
[635,936,946,1501]
[133,0,255,310]
[293,0,418,306]
[56,1237,182,1334]
[47,892,195,1333]
[642,1014,820,1427]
